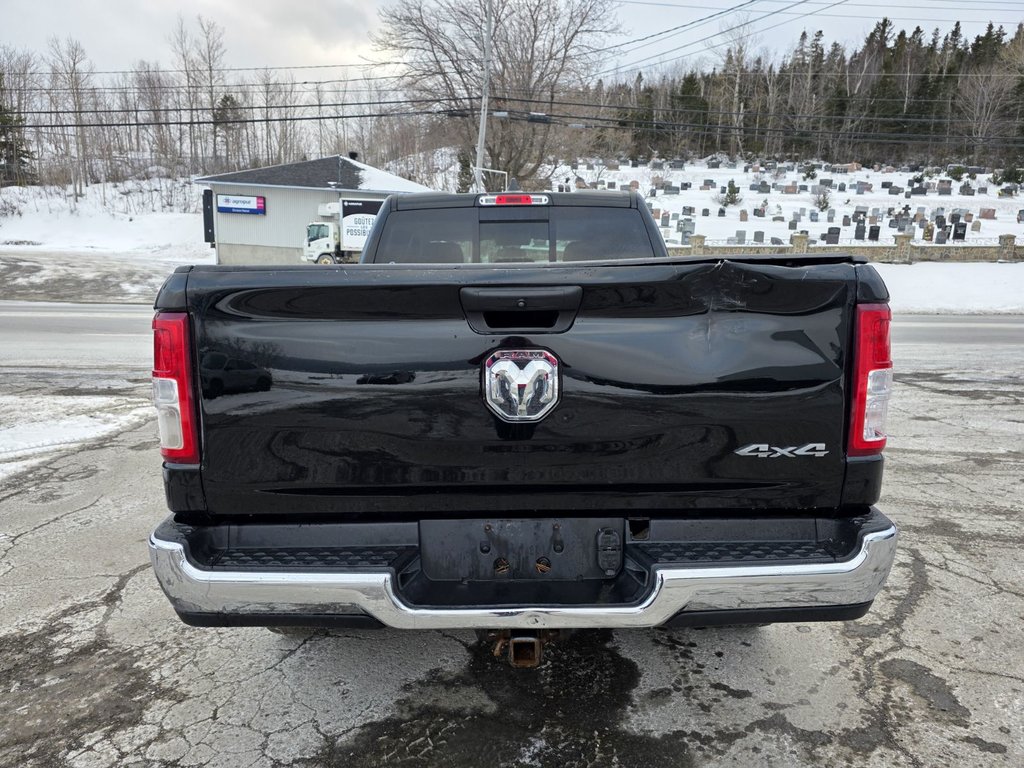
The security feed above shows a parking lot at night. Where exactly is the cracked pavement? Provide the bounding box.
[0,319,1022,767]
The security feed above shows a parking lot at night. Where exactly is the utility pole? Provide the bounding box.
[473,0,493,193]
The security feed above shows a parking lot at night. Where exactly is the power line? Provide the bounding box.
[621,6,1023,23]
[21,108,445,131]
[597,0,768,55]
[3,61,403,78]
[597,0,836,76]
[20,99,1022,147]
[501,108,1024,147]
[4,74,405,95]
[618,0,1024,11]
[492,95,1023,126]
[13,96,463,117]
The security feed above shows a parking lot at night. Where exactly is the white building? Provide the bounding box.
[196,154,432,265]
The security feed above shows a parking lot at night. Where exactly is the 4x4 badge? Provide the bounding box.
[483,350,560,423]
[735,443,829,458]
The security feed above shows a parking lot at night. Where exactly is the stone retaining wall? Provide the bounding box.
[668,233,1017,262]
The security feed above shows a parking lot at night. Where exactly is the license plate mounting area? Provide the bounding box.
[418,518,624,582]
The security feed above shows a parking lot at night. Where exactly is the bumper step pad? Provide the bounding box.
[208,546,415,571]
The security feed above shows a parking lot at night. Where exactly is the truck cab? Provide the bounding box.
[304,221,342,264]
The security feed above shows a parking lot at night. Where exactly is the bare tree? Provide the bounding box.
[170,16,199,172]
[46,37,95,198]
[133,61,178,173]
[717,14,758,156]
[195,16,226,168]
[375,0,617,188]
[957,68,1015,163]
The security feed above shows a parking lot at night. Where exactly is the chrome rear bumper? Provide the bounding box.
[148,524,898,630]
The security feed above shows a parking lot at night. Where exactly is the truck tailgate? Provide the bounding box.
[184,260,858,516]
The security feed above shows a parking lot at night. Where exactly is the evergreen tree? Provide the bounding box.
[0,74,33,186]
[670,73,709,156]
[456,149,473,193]
[212,94,242,169]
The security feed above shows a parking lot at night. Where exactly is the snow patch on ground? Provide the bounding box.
[0,395,152,482]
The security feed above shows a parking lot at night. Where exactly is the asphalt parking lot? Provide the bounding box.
[0,312,1021,767]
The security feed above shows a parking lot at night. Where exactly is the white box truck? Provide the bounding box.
[304,199,383,264]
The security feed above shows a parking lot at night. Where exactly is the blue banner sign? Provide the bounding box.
[217,194,266,215]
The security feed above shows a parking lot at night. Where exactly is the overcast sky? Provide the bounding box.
[1,0,1017,76]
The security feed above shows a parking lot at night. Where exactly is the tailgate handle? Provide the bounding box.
[460,287,582,334]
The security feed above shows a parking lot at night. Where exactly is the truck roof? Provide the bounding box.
[391,190,639,211]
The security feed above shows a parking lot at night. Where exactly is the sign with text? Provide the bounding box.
[341,199,383,250]
[217,194,266,215]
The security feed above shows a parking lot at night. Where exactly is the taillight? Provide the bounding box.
[152,312,199,464]
[849,304,892,456]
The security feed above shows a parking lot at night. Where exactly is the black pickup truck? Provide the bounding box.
[149,191,897,667]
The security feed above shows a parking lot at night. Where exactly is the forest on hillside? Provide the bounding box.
[1,4,1022,191]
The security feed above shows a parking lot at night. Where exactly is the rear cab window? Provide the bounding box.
[370,200,659,264]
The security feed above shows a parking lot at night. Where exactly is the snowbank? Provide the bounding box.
[0,179,210,261]
[875,263,1024,314]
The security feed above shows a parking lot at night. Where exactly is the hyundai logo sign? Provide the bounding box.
[483,350,560,423]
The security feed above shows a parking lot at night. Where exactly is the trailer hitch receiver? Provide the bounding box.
[483,629,562,668]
